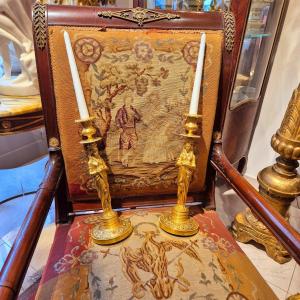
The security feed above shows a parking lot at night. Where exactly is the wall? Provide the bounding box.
[245,0,300,179]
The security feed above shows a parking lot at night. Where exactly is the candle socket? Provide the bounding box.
[77,117,133,244]
[181,114,202,139]
[159,113,201,236]
[76,117,102,144]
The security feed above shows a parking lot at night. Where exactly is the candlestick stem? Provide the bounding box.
[78,118,133,244]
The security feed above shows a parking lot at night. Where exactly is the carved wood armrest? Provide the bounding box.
[0,153,63,300]
[210,143,300,264]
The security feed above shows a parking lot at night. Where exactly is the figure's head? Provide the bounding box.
[89,144,98,156]
[184,142,192,152]
[124,94,134,106]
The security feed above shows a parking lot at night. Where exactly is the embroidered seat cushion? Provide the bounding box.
[48,27,223,200]
[34,208,277,300]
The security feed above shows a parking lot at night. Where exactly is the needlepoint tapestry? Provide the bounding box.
[48,27,222,199]
[35,208,278,299]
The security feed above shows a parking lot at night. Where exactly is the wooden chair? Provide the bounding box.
[0,3,299,299]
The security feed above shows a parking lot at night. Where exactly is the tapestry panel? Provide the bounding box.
[48,27,223,199]
[35,208,278,300]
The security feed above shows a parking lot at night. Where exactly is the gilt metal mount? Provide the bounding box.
[98,7,180,27]
[33,2,47,50]
[223,10,235,52]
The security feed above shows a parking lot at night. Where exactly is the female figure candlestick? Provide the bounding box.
[159,33,205,236]
[64,31,133,244]
[159,114,200,236]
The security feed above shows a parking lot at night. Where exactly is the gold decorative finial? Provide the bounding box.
[159,114,201,236]
[78,117,133,244]
[257,83,300,217]
[233,84,300,263]
[271,83,300,160]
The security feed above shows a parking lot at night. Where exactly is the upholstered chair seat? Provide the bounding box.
[34,208,277,299]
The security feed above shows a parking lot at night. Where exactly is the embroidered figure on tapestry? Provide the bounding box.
[115,95,141,166]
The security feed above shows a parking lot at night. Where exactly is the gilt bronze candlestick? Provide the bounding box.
[77,117,133,245]
[159,114,201,236]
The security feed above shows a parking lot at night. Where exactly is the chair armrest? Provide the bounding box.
[0,153,63,300]
[210,143,300,264]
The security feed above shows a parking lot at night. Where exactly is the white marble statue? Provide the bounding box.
[0,0,39,96]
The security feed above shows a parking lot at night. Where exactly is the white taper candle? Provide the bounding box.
[189,33,206,115]
[63,31,90,120]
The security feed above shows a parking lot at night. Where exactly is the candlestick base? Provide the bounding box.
[159,204,199,236]
[91,210,133,245]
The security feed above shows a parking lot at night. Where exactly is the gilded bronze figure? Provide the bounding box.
[159,115,201,236]
[87,143,112,213]
[78,117,133,245]
[177,142,196,206]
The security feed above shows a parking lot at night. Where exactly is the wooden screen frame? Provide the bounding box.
[33,4,247,216]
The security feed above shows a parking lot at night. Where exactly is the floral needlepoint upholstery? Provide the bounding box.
[48,28,223,200]
[35,208,277,299]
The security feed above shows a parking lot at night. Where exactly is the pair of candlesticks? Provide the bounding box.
[79,113,201,245]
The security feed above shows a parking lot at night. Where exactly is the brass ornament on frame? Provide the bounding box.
[159,114,201,236]
[1,120,12,130]
[233,84,300,264]
[78,0,99,5]
[48,137,60,151]
[210,0,218,11]
[77,117,133,245]
[223,10,235,52]
[98,7,180,27]
[33,2,47,50]
[196,0,204,11]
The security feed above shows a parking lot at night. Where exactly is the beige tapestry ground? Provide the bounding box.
[48,27,223,199]
[35,208,278,300]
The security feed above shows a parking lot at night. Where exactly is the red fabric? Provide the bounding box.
[39,209,241,286]
[34,208,277,300]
